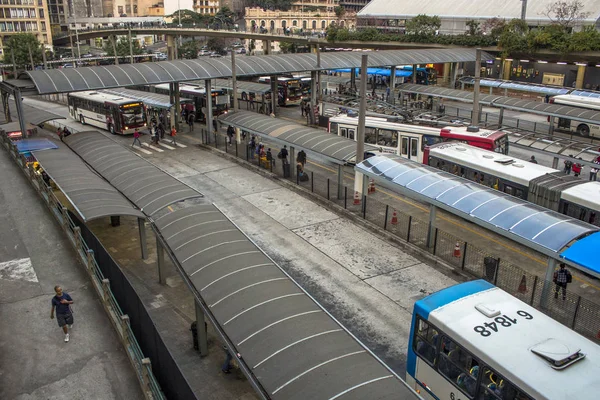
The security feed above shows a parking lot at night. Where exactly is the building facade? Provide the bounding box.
[0,0,53,55]
[193,0,219,16]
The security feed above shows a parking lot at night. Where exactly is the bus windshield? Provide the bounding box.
[122,105,145,126]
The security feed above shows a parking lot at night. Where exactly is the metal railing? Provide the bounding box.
[0,132,165,400]
[205,127,600,343]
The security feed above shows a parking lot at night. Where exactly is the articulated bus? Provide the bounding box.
[153,83,229,122]
[257,76,304,106]
[407,280,600,400]
[67,91,146,135]
[424,142,600,226]
[328,114,509,163]
[550,94,600,137]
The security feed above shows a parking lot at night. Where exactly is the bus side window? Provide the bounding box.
[478,367,532,400]
[411,138,419,157]
[438,336,479,398]
[413,317,438,366]
[365,127,377,145]
[401,137,408,155]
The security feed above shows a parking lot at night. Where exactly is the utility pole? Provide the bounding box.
[521,0,528,20]
[472,48,482,126]
[231,50,238,111]
[70,0,81,60]
[356,55,367,166]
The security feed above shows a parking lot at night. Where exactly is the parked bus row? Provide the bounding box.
[549,94,600,137]
[424,141,600,226]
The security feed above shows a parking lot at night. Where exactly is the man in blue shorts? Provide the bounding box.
[50,285,74,342]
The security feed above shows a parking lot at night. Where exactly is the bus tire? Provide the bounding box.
[108,124,116,135]
[577,124,590,137]
[79,114,85,125]
[241,92,248,101]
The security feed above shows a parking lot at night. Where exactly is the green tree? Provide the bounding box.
[2,33,43,69]
[253,0,293,11]
[167,9,209,25]
[543,0,590,29]
[334,6,345,19]
[405,14,441,36]
[103,37,144,57]
[212,6,235,29]
[179,40,201,59]
[481,18,506,40]
[279,41,297,53]
[465,20,480,35]
[498,19,529,57]
[207,37,227,55]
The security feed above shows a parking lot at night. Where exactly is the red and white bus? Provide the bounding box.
[328,114,509,163]
[257,76,304,106]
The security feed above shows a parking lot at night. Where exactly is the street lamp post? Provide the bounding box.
[69,0,81,60]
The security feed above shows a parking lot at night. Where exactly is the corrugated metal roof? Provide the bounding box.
[33,145,144,221]
[356,154,598,253]
[0,100,64,126]
[152,204,420,400]
[358,0,600,21]
[25,49,491,95]
[398,83,600,126]
[211,79,272,94]
[63,131,202,215]
[219,111,379,164]
[101,88,191,109]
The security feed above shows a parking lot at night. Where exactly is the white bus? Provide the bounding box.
[328,114,509,163]
[550,94,600,137]
[67,91,146,135]
[407,280,600,400]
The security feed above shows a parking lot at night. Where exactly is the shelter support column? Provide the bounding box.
[2,90,11,123]
[337,165,343,199]
[169,83,175,132]
[350,68,356,91]
[389,66,396,104]
[575,65,585,89]
[548,116,555,137]
[14,89,26,139]
[310,70,317,124]
[195,300,209,356]
[290,146,295,178]
[110,35,119,65]
[167,34,175,61]
[262,40,271,55]
[502,59,511,80]
[138,218,148,260]
[541,258,558,309]
[231,49,238,111]
[205,79,213,137]
[354,55,368,195]
[450,62,459,89]
[411,64,417,84]
[173,82,180,132]
[552,157,559,169]
[156,236,166,284]
[472,48,482,125]
[427,204,437,248]
[498,108,504,126]
[442,63,450,85]
[128,28,134,64]
[270,77,277,116]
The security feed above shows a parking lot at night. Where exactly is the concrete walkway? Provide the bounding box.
[0,146,143,399]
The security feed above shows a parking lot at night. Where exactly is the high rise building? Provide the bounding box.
[0,0,53,56]
[193,0,219,16]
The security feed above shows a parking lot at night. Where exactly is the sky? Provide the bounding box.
[164,0,194,15]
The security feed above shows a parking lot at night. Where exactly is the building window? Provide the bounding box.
[43,33,47,43]
[302,20,307,29]
[292,20,297,26]
[41,21,45,31]
[38,7,43,17]
[312,20,316,29]
[321,20,326,29]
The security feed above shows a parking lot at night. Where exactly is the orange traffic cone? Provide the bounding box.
[391,209,398,225]
[353,191,361,205]
[369,178,375,194]
[518,275,527,293]
[453,242,461,258]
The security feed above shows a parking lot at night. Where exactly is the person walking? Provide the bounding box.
[222,346,233,374]
[227,125,235,146]
[564,158,573,175]
[132,128,142,147]
[572,160,582,177]
[297,150,307,167]
[553,263,572,300]
[249,136,256,158]
[50,285,74,342]
[279,144,289,164]
[213,118,218,134]
[158,120,165,139]
[529,155,538,164]
[170,126,177,145]
[187,112,194,132]
[590,161,599,181]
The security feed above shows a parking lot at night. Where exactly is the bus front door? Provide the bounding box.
[400,136,419,160]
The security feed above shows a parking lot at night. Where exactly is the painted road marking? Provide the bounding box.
[132,144,152,155]
[142,142,164,152]
[175,142,187,148]
[0,258,38,283]
[158,142,176,150]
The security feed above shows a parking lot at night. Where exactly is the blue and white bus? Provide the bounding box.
[407,280,600,400]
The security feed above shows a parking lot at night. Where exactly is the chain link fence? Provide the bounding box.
[206,129,600,343]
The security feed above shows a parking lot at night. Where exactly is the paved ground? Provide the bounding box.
[0,141,143,400]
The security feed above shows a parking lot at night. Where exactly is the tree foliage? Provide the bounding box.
[2,33,43,68]
[178,40,201,59]
[167,9,209,25]
[279,42,297,54]
[465,20,480,35]
[481,18,506,40]
[103,37,144,57]
[213,6,235,28]
[334,6,345,18]
[250,0,293,11]
[405,14,441,36]
[207,37,227,55]
[543,0,590,28]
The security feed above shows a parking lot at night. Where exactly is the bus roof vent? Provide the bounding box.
[466,125,480,133]
[89,92,99,95]
[530,338,586,370]
[112,97,123,101]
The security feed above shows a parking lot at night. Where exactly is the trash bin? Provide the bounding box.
[484,257,498,282]
[283,162,291,178]
[110,216,120,227]
[190,321,199,350]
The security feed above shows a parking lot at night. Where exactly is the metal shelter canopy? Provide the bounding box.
[560,232,600,279]
[355,154,598,255]
[24,48,491,95]
[33,145,145,222]
[1,100,64,126]
[152,204,419,400]
[211,79,271,94]
[219,111,379,164]
[398,83,600,126]
[63,131,202,215]
[459,77,572,96]
[101,88,187,110]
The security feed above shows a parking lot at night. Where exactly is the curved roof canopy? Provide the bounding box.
[101,88,186,110]
[398,83,600,126]
[32,145,144,221]
[219,111,379,164]
[460,77,571,95]
[356,154,598,254]
[64,131,202,215]
[25,49,491,95]
[152,204,419,400]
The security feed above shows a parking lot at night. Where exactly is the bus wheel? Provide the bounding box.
[79,114,85,124]
[577,124,590,137]
[108,124,116,135]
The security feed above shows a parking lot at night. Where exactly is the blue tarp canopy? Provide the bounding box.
[16,139,58,153]
[332,68,412,77]
[560,232,600,278]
